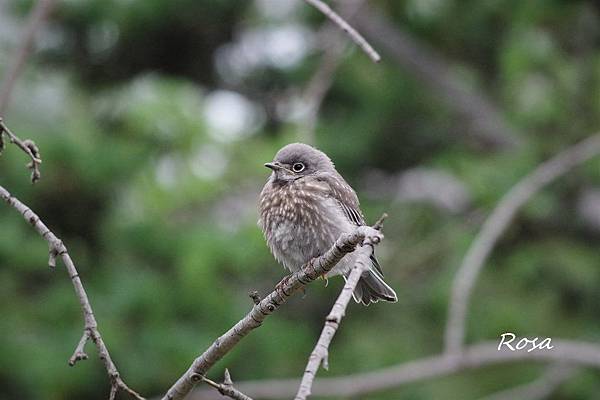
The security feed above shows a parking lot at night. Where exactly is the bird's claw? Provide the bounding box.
[318,274,329,287]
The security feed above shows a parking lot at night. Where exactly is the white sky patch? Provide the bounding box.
[406,0,449,20]
[203,90,265,142]
[262,24,310,68]
[155,155,180,188]
[12,72,69,122]
[215,24,314,81]
[255,0,299,20]
[275,90,312,123]
[190,144,229,180]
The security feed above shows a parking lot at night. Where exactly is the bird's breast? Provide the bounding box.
[259,181,349,271]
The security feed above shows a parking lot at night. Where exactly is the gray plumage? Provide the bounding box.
[259,143,397,306]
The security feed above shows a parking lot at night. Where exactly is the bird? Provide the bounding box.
[258,143,397,306]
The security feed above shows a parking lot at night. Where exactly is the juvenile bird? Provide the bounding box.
[259,143,397,305]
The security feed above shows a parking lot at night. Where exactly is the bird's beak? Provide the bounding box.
[264,162,283,171]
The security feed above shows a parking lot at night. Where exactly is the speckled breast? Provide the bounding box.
[259,179,342,272]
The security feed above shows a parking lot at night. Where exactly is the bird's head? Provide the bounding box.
[265,143,334,183]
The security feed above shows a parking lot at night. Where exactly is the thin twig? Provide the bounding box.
[189,340,600,399]
[0,118,42,182]
[68,329,91,366]
[303,0,380,63]
[201,369,254,400]
[0,0,57,114]
[294,243,376,400]
[372,212,387,231]
[0,185,145,399]
[445,133,600,353]
[161,220,385,400]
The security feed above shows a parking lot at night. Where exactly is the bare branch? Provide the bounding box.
[354,9,520,150]
[189,340,600,399]
[0,184,145,399]
[201,369,254,400]
[478,364,577,400]
[68,329,91,366]
[0,118,42,182]
[372,212,387,231]
[0,0,57,114]
[303,0,380,63]
[297,0,366,144]
[161,222,384,400]
[445,133,600,353]
[295,243,376,400]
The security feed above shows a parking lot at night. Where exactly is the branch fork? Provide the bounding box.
[0,118,42,182]
[69,329,92,366]
[201,369,254,400]
[161,218,386,400]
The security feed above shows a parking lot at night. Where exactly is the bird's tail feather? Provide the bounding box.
[344,268,397,306]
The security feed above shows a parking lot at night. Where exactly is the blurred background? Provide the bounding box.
[1,0,600,399]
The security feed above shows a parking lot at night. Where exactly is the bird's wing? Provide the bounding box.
[314,172,366,226]
[312,172,386,277]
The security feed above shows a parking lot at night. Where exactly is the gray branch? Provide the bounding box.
[295,234,380,400]
[0,118,42,182]
[161,224,384,400]
[302,0,380,63]
[0,184,145,400]
[201,369,254,400]
[445,133,600,353]
[189,340,600,399]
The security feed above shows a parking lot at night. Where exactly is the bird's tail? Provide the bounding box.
[344,264,397,306]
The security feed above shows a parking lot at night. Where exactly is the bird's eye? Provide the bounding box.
[292,162,305,172]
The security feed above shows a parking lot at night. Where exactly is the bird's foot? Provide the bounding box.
[318,274,329,287]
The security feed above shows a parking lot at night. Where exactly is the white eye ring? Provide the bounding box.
[292,162,305,172]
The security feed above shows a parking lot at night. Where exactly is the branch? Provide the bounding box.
[297,0,366,145]
[0,0,57,114]
[295,239,380,400]
[161,222,384,400]
[478,364,577,400]
[445,133,600,353]
[303,0,380,63]
[354,8,520,150]
[189,340,600,399]
[0,185,145,400]
[0,118,42,182]
[201,369,254,400]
